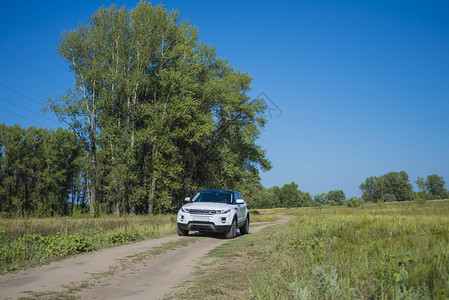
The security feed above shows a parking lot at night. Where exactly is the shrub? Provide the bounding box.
[312,266,342,299]
[346,197,361,207]
[440,190,449,199]
[106,231,142,244]
[383,193,396,202]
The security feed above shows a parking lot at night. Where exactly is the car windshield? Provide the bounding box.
[191,191,233,204]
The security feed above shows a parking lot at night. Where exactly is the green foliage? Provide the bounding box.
[278,182,301,208]
[42,2,270,216]
[246,186,279,209]
[313,190,346,206]
[0,124,83,217]
[415,176,428,205]
[326,190,346,206]
[382,193,397,202]
[106,231,142,244]
[360,171,414,203]
[0,230,98,270]
[0,214,175,272]
[425,174,446,199]
[248,182,312,209]
[314,193,328,206]
[440,190,449,200]
[346,196,361,207]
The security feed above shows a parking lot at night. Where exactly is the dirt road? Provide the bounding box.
[0,216,290,300]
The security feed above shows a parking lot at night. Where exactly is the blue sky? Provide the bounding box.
[1,0,448,197]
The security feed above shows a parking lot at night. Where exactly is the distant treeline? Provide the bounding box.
[248,171,448,209]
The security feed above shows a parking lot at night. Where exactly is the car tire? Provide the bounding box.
[177,225,189,236]
[225,218,237,239]
[240,215,249,235]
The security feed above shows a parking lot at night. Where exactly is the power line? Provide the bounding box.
[0,96,60,125]
[0,105,52,129]
[0,50,65,130]
[0,82,43,106]
[0,48,66,89]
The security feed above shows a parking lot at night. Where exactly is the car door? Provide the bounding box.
[235,192,246,223]
[239,192,248,221]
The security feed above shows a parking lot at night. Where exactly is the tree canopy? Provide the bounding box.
[0,124,83,217]
[360,171,414,203]
[44,2,271,215]
[425,174,446,199]
[247,182,313,209]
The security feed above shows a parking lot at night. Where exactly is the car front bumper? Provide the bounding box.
[177,221,232,233]
[177,210,233,233]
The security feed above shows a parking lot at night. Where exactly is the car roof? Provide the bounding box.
[199,189,237,193]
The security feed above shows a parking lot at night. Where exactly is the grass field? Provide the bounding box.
[2,200,449,299]
[177,200,449,299]
[0,214,176,273]
[0,209,277,274]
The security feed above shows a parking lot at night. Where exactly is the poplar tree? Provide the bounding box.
[45,2,271,215]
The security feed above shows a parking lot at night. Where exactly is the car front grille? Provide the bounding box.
[188,209,217,215]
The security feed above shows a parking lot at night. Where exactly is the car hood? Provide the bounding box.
[182,202,235,210]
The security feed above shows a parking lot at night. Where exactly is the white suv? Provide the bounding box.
[177,190,249,239]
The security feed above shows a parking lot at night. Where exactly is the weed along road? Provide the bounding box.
[0,216,290,300]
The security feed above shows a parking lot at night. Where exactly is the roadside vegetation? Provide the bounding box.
[0,214,175,273]
[178,199,449,299]
[0,210,274,274]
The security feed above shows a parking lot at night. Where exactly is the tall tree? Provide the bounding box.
[360,171,414,203]
[360,176,381,203]
[278,182,300,207]
[44,2,270,215]
[379,171,414,202]
[425,174,446,198]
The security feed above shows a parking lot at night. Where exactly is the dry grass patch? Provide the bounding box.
[249,209,281,223]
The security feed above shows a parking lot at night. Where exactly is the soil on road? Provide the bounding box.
[0,216,290,300]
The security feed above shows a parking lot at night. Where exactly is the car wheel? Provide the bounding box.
[225,218,237,239]
[240,216,249,235]
[177,225,189,236]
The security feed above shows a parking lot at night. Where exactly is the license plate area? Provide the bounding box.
[193,216,210,222]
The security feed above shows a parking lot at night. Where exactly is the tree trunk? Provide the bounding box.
[115,197,120,216]
[148,143,158,214]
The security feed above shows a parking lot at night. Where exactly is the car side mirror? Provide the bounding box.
[236,199,245,204]
[185,197,191,202]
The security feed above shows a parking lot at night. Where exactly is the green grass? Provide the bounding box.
[0,214,176,273]
[177,199,449,299]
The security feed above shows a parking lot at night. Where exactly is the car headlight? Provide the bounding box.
[181,207,189,213]
[216,208,231,214]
